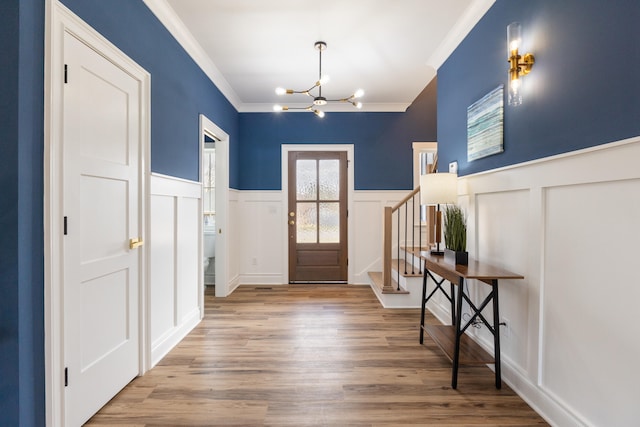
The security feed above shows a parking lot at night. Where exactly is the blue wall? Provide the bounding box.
[438,0,640,175]
[238,78,437,190]
[61,0,240,185]
[0,0,45,426]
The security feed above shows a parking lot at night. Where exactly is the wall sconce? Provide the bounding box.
[507,22,535,106]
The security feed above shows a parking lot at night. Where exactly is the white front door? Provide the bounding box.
[62,31,142,426]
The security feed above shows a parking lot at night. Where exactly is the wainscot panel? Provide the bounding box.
[149,173,202,366]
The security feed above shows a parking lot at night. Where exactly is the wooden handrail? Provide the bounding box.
[391,187,420,212]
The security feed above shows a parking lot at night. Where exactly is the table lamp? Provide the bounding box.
[420,172,458,255]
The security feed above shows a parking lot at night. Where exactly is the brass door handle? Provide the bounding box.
[289,220,295,225]
[129,238,144,249]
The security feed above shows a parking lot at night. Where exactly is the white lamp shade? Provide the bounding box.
[420,172,458,205]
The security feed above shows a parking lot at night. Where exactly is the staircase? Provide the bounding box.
[367,158,439,308]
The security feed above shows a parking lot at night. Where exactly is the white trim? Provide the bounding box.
[142,0,241,110]
[281,144,355,284]
[427,0,495,71]
[462,135,640,181]
[199,114,231,297]
[150,173,201,198]
[45,2,151,425]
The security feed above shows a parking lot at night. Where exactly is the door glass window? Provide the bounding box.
[296,159,317,200]
[319,202,339,243]
[296,202,317,243]
[319,159,339,200]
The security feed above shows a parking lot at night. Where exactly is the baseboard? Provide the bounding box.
[238,273,285,285]
[150,307,201,367]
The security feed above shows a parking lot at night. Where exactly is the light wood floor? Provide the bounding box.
[86,285,548,426]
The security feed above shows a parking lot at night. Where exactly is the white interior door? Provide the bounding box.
[62,31,142,426]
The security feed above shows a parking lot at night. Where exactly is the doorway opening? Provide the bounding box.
[199,115,229,299]
[203,133,218,289]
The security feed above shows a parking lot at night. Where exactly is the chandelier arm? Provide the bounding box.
[282,105,314,111]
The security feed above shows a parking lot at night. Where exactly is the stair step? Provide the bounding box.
[367,272,409,294]
[401,246,431,256]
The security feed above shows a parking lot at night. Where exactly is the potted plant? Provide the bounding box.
[443,204,468,265]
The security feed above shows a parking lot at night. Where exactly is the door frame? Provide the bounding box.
[44,3,151,425]
[199,114,230,298]
[281,144,355,284]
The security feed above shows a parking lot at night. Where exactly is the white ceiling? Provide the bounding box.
[143,0,494,112]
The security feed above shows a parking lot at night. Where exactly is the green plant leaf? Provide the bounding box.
[443,204,467,252]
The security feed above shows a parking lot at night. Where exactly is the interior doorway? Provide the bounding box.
[199,115,229,298]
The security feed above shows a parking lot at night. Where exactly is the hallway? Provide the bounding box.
[86,285,547,426]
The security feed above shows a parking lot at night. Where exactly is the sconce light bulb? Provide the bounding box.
[507,22,522,53]
[508,73,522,106]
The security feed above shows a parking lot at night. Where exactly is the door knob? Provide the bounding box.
[289,212,295,217]
[289,220,295,225]
[129,238,144,249]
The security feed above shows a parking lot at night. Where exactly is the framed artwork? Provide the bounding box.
[467,85,504,161]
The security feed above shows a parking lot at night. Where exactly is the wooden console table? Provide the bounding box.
[418,251,523,389]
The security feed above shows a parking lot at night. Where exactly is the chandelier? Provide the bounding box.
[273,41,364,118]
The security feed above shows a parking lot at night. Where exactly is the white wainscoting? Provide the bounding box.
[149,173,202,366]
[451,136,640,427]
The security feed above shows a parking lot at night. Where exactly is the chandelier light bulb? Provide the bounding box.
[319,75,330,85]
[314,109,325,118]
[273,104,284,111]
[355,101,363,109]
[275,87,286,95]
[353,89,364,98]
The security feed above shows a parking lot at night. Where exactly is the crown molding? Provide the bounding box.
[426,0,495,71]
[142,0,242,110]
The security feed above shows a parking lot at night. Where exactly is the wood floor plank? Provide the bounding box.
[85,285,548,426]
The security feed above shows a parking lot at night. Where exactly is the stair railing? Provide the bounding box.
[382,164,437,292]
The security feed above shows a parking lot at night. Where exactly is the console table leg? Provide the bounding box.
[420,264,428,344]
[451,277,465,389]
[492,279,502,389]
[450,282,456,325]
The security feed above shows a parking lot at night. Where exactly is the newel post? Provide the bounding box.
[383,206,393,290]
